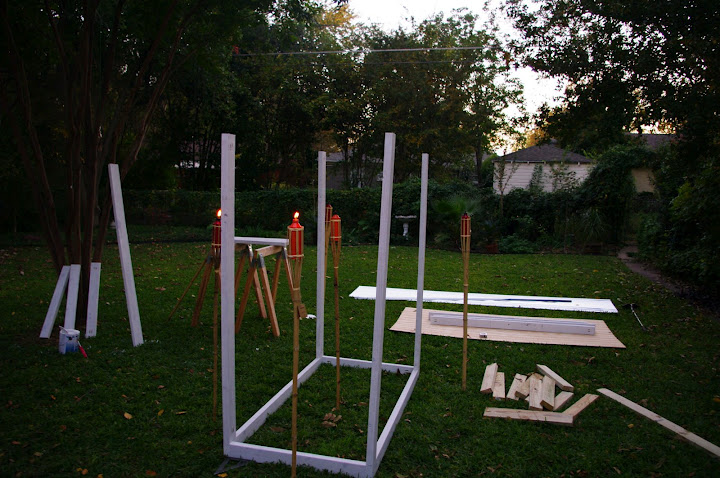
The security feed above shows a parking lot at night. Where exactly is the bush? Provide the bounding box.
[499,234,538,254]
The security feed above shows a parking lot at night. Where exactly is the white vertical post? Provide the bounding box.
[108,163,144,346]
[316,151,326,359]
[413,154,429,369]
[220,133,237,453]
[85,262,101,337]
[40,265,70,338]
[366,132,396,468]
[63,264,81,330]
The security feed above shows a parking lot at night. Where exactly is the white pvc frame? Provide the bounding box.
[221,133,429,477]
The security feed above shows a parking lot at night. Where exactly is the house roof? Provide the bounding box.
[494,142,592,164]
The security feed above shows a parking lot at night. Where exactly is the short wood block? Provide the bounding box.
[563,393,599,418]
[507,374,527,401]
[537,364,574,392]
[492,372,506,400]
[480,363,498,394]
[528,375,543,411]
[541,377,556,410]
[554,391,574,411]
[484,407,573,426]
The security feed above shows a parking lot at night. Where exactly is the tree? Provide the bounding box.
[357,11,522,183]
[0,0,275,327]
[506,0,720,288]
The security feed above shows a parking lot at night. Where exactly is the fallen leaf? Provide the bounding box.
[628,424,634,428]
[321,421,337,428]
[123,412,133,419]
[145,471,157,477]
[175,411,187,415]
[613,466,621,474]
[713,397,720,403]
[34,451,43,457]
[154,287,166,291]
[270,426,285,433]
[217,474,227,478]
[157,409,164,417]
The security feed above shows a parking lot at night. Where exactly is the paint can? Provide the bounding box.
[59,327,80,354]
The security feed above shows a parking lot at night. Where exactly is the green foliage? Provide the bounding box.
[498,234,537,254]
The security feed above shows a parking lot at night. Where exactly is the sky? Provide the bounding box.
[345,0,565,119]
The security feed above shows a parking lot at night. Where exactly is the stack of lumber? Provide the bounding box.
[481,363,598,426]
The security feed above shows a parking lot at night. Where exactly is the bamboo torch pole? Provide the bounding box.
[324,204,332,278]
[330,213,342,410]
[287,212,304,478]
[211,209,221,419]
[461,212,471,390]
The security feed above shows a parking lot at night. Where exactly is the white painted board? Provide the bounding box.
[63,264,81,330]
[429,311,596,335]
[40,265,70,338]
[108,163,143,347]
[350,286,617,313]
[234,236,288,246]
[85,262,101,337]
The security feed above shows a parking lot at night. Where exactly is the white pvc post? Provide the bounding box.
[40,265,70,338]
[366,132,396,468]
[414,154,429,368]
[220,133,237,454]
[63,264,81,330]
[108,163,144,346]
[316,151,326,359]
[85,262,101,337]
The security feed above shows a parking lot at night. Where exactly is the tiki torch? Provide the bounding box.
[461,212,471,390]
[287,211,303,477]
[330,213,342,409]
[212,209,222,261]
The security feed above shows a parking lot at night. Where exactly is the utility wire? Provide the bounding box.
[233,45,487,57]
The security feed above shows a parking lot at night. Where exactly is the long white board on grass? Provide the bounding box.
[429,311,596,335]
[350,286,617,313]
[108,163,144,347]
[85,262,101,338]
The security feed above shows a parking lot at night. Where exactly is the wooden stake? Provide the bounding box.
[537,364,574,392]
[460,213,471,390]
[563,393,598,418]
[597,388,720,459]
[480,363,498,393]
[331,218,342,410]
[291,302,299,477]
[492,372,506,400]
[528,375,543,411]
[541,377,556,410]
[484,407,574,426]
[554,391,574,411]
[212,268,219,421]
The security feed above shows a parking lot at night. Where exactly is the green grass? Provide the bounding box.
[1,242,719,477]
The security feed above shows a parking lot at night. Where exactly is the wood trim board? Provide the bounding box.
[390,307,626,348]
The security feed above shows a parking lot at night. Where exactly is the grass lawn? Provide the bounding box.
[1,241,719,477]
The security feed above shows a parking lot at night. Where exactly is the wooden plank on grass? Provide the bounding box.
[541,377,556,410]
[507,374,527,400]
[563,393,599,418]
[429,311,596,335]
[537,364,574,391]
[484,408,573,426]
[492,372,506,400]
[63,264,81,330]
[598,388,720,459]
[554,391,574,411]
[480,363,498,394]
[85,262,101,338]
[528,375,543,410]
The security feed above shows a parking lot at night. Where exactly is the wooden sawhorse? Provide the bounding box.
[233,237,295,337]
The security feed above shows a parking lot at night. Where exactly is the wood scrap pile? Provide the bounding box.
[481,363,598,426]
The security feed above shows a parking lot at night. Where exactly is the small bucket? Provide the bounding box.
[59,327,80,354]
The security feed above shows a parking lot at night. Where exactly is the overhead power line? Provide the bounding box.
[234,45,486,57]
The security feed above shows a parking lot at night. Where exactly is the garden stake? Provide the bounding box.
[331,213,342,409]
[461,212,471,390]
